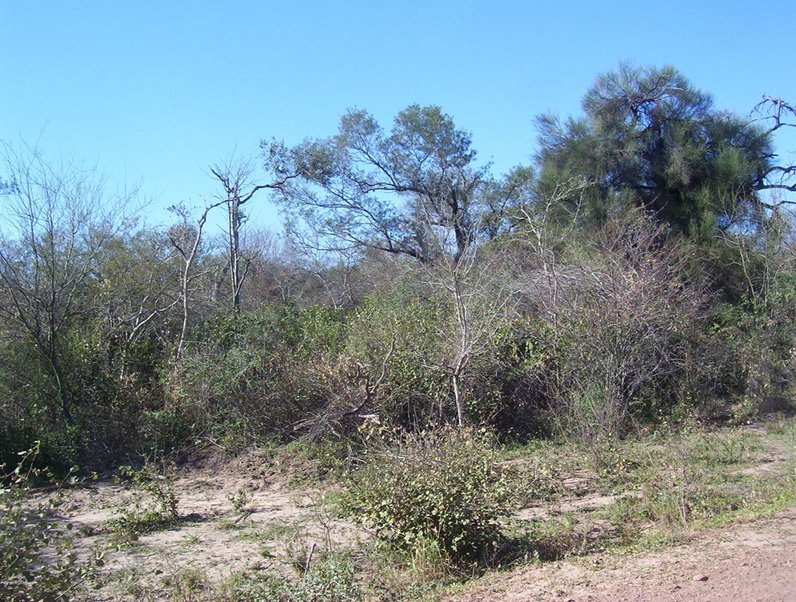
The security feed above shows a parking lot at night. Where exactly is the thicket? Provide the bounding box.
[0,66,794,471]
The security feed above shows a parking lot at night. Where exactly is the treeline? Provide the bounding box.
[1,64,794,468]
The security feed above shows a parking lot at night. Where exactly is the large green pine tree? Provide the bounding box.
[536,64,774,240]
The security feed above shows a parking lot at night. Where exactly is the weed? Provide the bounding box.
[181,532,203,546]
[270,438,351,485]
[105,566,150,600]
[528,515,591,560]
[161,567,207,600]
[222,552,363,601]
[106,464,181,544]
[219,516,255,531]
[509,455,569,506]
[259,521,294,541]
[228,485,254,515]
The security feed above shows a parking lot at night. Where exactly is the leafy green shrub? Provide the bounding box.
[0,443,89,599]
[345,288,450,428]
[342,427,513,561]
[107,464,180,543]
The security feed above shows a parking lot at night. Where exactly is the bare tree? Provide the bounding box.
[167,201,225,361]
[209,156,299,312]
[525,210,708,442]
[750,96,796,201]
[420,223,519,426]
[95,228,181,377]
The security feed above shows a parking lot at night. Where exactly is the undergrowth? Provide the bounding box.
[50,413,796,600]
[0,443,93,600]
[106,464,181,545]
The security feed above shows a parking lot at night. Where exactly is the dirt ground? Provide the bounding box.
[62,476,796,601]
[55,468,366,599]
[39,423,796,600]
[447,507,796,602]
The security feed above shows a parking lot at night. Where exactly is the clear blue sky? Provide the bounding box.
[3,1,794,231]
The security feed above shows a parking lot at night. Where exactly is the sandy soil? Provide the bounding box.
[447,507,796,602]
[53,470,365,599]
[62,476,796,601]
[35,422,795,600]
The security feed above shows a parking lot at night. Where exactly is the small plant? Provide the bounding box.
[530,515,590,561]
[342,426,514,562]
[161,567,207,599]
[223,552,363,601]
[0,443,90,599]
[228,485,253,515]
[107,464,180,543]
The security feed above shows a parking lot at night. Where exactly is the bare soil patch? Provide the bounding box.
[26,419,796,600]
[447,507,796,601]
[56,471,365,599]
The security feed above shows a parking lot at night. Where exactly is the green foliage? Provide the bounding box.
[107,464,180,544]
[346,286,450,427]
[265,104,515,264]
[270,438,351,485]
[536,63,773,238]
[224,554,363,601]
[342,427,514,561]
[0,75,793,470]
[166,304,350,447]
[227,486,253,515]
[599,427,794,534]
[0,443,89,600]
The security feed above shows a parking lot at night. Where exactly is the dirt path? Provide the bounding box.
[448,507,796,602]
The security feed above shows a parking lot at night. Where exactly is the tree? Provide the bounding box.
[0,142,134,426]
[93,226,181,378]
[209,157,298,312]
[264,105,530,264]
[750,95,796,198]
[419,234,518,427]
[536,64,777,239]
[167,201,225,361]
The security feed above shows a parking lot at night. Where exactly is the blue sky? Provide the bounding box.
[3,1,794,231]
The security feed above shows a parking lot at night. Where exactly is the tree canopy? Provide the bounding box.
[0,63,793,470]
[264,104,530,263]
[536,64,781,239]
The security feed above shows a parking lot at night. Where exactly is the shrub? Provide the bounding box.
[0,443,88,599]
[342,427,513,561]
[224,554,362,601]
[531,211,709,441]
[107,464,180,543]
[345,288,450,429]
[166,304,350,447]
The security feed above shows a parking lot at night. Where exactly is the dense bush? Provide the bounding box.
[524,212,711,441]
[342,427,514,561]
[1,84,794,467]
[166,304,349,447]
[345,287,450,428]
